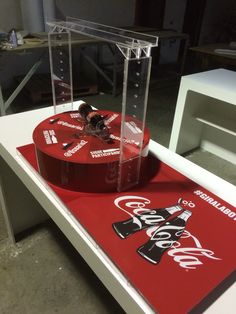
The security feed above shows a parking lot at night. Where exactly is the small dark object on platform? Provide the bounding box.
[78,102,111,142]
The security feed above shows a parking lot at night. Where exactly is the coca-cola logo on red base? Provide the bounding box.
[112,195,221,269]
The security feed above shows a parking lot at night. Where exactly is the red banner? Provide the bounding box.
[18,144,236,313]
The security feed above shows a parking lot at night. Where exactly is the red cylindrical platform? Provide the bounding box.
[33,110,150,192]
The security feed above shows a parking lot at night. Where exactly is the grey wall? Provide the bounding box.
[0,0,22,32]
[199,0,236,44]
[0,0,135,32]
[55,0,135,26]
[163,0,187,32]
[160,0,187,64]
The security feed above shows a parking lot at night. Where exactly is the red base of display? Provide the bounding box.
[33,110,150,192]
[17,143,236,314]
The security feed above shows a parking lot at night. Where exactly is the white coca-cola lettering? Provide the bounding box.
[146,225,159,237]
[139,214,165,225]
[150,225,185,251]
[131,214,166,230]
[114,195,151,217]
[115,196,165,227]
[114,195,221,270]
[167,230,221,269]
[151,225,185,241]
[168,253,203,268]
[156,240,177,249]
[168,247,221,269]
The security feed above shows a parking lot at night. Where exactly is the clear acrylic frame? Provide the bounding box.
[48,17,158,191]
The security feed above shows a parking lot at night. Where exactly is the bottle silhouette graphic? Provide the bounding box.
[112,200,183,239]
[137,210,192,264]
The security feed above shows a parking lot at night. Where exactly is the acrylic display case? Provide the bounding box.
[33,18,158,192]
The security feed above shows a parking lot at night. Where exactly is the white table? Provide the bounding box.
[169,69,236,165]
[0,103,235,313]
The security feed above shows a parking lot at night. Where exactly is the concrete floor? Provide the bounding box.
[0,84,235,313]
[0,222,124,314]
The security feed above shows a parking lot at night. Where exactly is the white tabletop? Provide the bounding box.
[182,68,236,105]
[0,102,235,313]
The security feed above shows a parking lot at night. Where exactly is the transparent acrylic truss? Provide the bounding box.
[48,17,158,192]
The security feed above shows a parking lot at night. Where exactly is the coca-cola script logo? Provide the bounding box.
[114,195,221,269]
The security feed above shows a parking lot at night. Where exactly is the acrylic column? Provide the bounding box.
[48,29,73,113]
